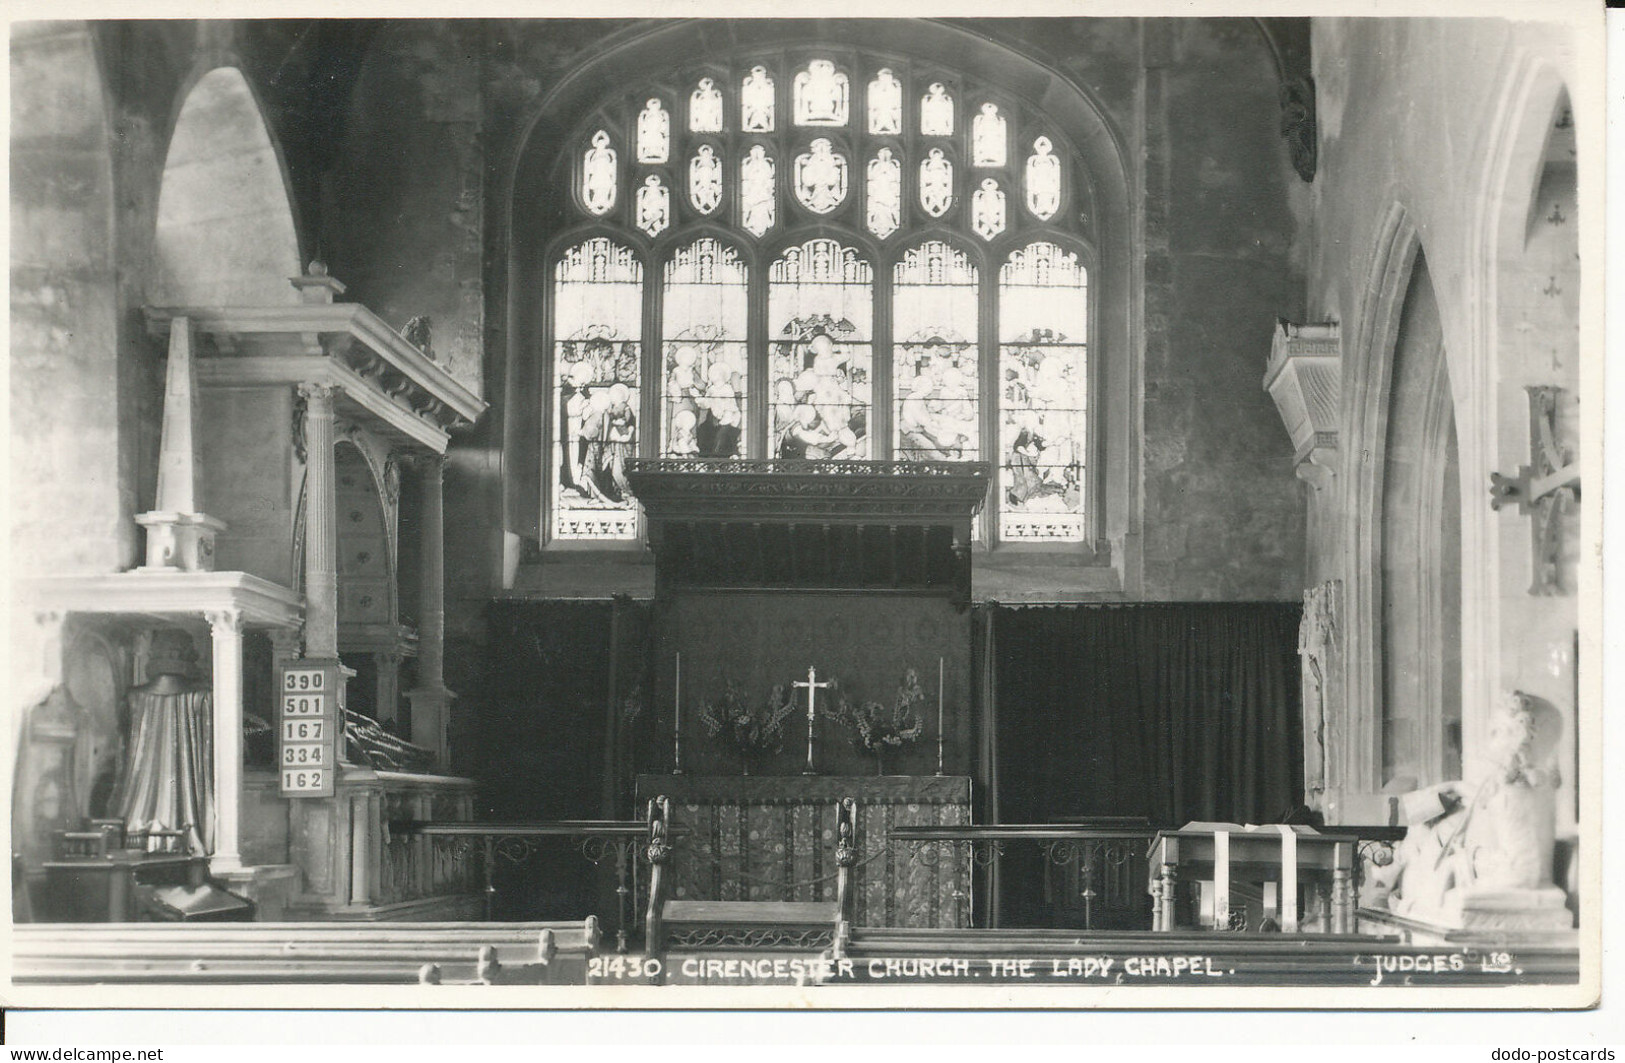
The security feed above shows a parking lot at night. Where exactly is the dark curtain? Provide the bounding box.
[603,595,653,819]
[994,603,1303,829]
[991,603,1302,926]
[473,599,652,919]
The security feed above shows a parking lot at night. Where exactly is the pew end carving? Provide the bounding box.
[643,796,673,957]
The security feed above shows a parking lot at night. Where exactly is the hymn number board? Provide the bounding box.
[278,660,343,798]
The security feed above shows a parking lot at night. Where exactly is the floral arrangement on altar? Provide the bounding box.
[699,680,800,771]
[825,668,926,773]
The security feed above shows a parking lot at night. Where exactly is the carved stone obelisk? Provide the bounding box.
[135,317,226,571]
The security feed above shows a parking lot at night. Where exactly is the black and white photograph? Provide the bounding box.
[3,0,1608,1034]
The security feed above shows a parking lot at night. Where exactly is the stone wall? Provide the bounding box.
[11,23,126,578]
[1307,17,1590,826]
[12,14,1324,798]
[1139,19,1307,600]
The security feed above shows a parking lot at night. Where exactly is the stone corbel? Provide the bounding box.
[1265,320,1342,482]
[1295,446,1339,492]
[1280,77,1317,182]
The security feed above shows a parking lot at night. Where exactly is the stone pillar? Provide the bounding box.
[267,625,302,672]
[376,650,404,728]
[406,453,454,769]
[207,608,244,873]
[300,383,340,659]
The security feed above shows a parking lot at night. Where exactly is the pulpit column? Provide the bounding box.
[207,608,245,873]
[300,382,340,659]
[406,453,454,767]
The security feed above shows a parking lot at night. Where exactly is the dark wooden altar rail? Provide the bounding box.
[12,920,599,985]
[394,820,688,950]
[889,825,1159,930]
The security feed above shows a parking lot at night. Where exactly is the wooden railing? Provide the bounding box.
[889,824,1159,930]
[395,818,675,952]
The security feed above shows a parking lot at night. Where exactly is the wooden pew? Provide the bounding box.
[13,919,600,985]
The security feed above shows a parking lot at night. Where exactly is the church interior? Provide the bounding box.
[8,14,1596,994]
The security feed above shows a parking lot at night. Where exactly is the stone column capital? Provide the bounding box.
[297,381,339,405]
[204,607,244,636]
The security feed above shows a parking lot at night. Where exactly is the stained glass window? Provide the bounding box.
[768,240,873,461]
[793,60,849,126]
[636,175,670,237]
[921,82,953,136]
[637,98,670,164]
[690,78,723,133]
[998,242,1088,542]
[740,145,776,237]
[689,144,722,214]
[1026,136,1061,220]
[552,238,643,541]
[794,138,847,214]
[972,178,1005,240]
[920,148,953,217]
[662,239,749,459]
[552,55,1091,546]
[868,69,903,135]
[894,242,979,464]
[866,148,901,239]
[582,130,617,215]
[741,66,775,132]
[972,103,1006,167]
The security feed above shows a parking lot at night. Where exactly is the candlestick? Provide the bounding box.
[673,652,683,774]
[937,657,946,776]
[805,686,816,775]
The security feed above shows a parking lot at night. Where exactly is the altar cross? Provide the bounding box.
[794,666,834,774]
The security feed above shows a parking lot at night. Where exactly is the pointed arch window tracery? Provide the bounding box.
[547,55,1093,545]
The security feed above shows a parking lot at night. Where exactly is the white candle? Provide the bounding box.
[938,657,945,738]
[675,652,681,733]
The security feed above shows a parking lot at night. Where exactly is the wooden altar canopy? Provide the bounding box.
[635,774,972,929]
[625,459,990,602]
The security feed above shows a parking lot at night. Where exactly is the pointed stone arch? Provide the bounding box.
[11,22,127,574]
[151,66,303,307]
[499,21,1137,590]
[1461,58,1580,823]
[1377,251,1460,790]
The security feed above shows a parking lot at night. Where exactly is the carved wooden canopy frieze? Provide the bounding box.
[143,304,486,451]
[625,459,991,527]
[625,459,990,601]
